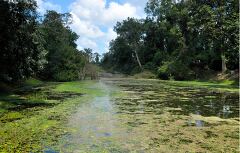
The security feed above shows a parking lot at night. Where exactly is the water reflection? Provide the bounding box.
[187,120,205,127]
[44,148,58,153]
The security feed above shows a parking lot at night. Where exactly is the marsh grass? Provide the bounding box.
[164,80,239,92]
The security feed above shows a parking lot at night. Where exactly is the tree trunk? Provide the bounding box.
[221,51,227,73]
[133,43,143,71]
[182,36,188,54]
[134,49,143,71]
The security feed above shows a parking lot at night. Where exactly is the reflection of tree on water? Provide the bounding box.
[194,110,205,127]
[222,105,231,118]
[194,92,237,119]
[218,94,232,119]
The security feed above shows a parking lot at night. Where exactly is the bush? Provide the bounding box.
[143,62,156,71]
[24,78,42,86]
[130,66,142,75]
[53,70,78,82]
[157,61,195,80]
[133,71,156,79]
[168,61,195,80]
[157,62,171,80]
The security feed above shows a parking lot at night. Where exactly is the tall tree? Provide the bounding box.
[0,0,40,82]
[114,18,144,71]
[40,11,85,81]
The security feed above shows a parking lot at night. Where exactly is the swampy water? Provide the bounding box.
[55,79,239,153]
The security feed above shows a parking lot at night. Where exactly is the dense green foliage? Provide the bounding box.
[0,1,100,83]
[101,0,239,80]
[0,0,39,82]
[38,11,86,81]
[0,0,238,83]
[0,80,105,152]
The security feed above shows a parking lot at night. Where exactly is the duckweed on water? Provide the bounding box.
[0,81,102,152]
[56,78,239,153]
[0,79,239,152]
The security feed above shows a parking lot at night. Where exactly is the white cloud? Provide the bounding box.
[76,38,98,51]
[127,0,148,17]
[69,0,143,54]
[69,0,139,26]
[106,28,117,42]
[102,2,138,25]
[71,13,105,38]
[36,0,62,14]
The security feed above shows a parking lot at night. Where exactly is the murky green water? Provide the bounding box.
[56,79,239,152]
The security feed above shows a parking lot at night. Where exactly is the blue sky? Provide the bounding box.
[36,0,148,55]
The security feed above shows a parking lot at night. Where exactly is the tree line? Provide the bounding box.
[0,0,99,83]
[101,0,239,80]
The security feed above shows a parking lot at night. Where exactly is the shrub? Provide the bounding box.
[168,61,195,80]
[157,62,171,80]
[157,61,195,80]
[130,66,142,75]
[133,71,156,79]
[53,70,78,82]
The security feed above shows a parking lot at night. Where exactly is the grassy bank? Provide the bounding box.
[130,77,238,92]
[0,80,103,152]
[160,80,239,92]
[129,70,238,92]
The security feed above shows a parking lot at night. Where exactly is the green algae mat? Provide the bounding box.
[0,79,239,152]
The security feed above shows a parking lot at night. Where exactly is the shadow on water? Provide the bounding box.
[0,95,54,113]
[0,89,83,113]
[0,84,84,124]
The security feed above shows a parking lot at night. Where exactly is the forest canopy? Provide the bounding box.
[101,0,239,80]
[0,0,238,83]
[0,0,99,83]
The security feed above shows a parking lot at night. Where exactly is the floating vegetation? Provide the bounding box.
[0,79,238,152]
[57,79,239,152]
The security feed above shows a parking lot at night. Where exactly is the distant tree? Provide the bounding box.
[84,48,93,62]
[93,52,100,64]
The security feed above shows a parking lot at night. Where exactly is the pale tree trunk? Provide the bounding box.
[182,36,188,54]
[177,36,188,59]
[133,43,143,71]
[219,18,226,73]
[134,49,143,71]
[221,50,227,73]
